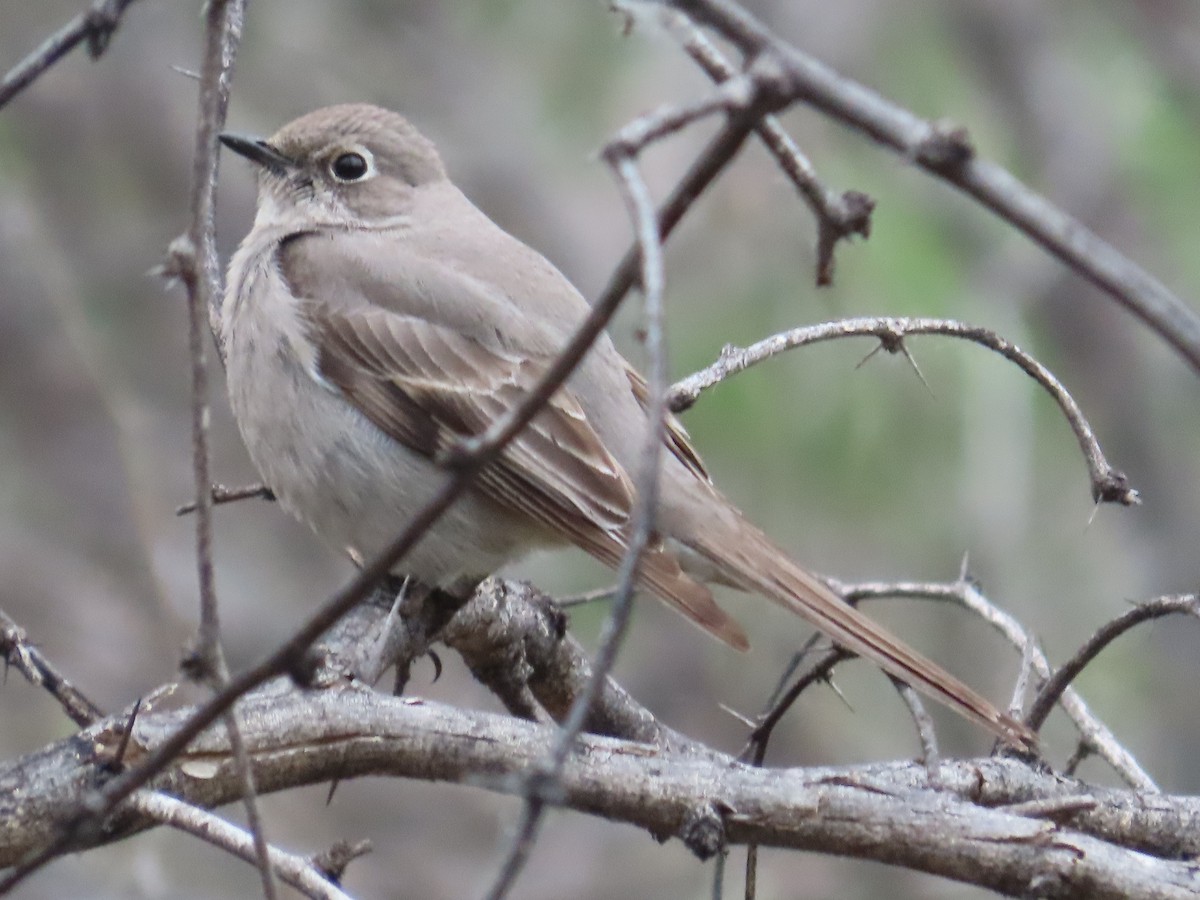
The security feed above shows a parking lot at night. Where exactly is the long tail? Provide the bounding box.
[683,517,1035,749]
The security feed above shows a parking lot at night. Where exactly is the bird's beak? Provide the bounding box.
[219,133,294,175]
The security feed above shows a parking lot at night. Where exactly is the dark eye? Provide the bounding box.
[331,151,369,181]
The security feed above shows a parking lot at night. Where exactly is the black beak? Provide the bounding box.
[219,133,294,174]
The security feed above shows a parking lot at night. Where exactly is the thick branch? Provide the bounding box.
[2,683,1197,898]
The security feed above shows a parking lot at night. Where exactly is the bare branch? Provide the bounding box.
[891,679,941,782]
[175,482,274,516]
[1026,595,1200,732]
[5,685,1199,897]
[0,0,143,110]
[835,576,1158,791]
[483,134,675,900]
[440,580,709,752]
[669,316,1139,507]
[0,609,103,727]
[667,0,1200,373]
[653,7,873,285]
[127,791,352,900]
[156,3,278,897]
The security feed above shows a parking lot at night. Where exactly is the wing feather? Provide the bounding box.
[302,302,747,649]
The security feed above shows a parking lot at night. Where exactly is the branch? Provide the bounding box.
[439,580,708,753]
[127,791,352,900]
[1026,595,1200,731]
[482,123,678,900]
[833,574,1158,791]
[665,0,1200,374]
[651,6,874,286]
[0,609,103,727]
[0,0,142,110]
[175,482,274,516]
[668,316,1139,507]
[4,683,1199,898]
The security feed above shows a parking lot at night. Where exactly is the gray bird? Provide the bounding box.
[219,103,1031,747]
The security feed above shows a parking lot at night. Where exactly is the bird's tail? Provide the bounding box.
[684,514,1035,750]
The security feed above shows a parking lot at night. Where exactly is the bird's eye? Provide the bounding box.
[330,151,370,182]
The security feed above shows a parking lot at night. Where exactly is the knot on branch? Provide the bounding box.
[743,51,792,111]
[85,0,126,59]
[678,802,727,860]
[875,323,907,355]
[816,190,876,286]
[310,838,373,884]
[915,120,975,172]
[160,234,199,287]
[1094,469,1141,507]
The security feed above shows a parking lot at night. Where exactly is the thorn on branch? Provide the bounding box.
[108,698,144,774]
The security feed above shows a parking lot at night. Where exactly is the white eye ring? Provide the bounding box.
[329,146,376,183]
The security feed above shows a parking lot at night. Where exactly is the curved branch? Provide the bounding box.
[127,792,351,900]
[1026,595,1200,732]
[669,316,1139,506]
[835,576,1158,791]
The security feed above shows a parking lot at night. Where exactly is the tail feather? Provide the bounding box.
[688,520,1034,749]
[588,536,750,652]
[637,546,750,651]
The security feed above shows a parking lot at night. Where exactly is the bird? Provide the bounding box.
[218,103,1033,748]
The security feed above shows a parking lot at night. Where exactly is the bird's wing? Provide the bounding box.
[301,299,749,650]
[622,363,710,484]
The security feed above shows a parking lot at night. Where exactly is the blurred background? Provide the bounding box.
[3,1,1200,897]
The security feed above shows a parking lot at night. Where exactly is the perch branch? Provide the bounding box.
[4,683,1199,898]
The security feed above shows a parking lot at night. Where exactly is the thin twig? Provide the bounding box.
[446,115,759,469]
[1026,595,1200,732]
[482,143,673,900]
[891,678,941,782]
[668,316,1139,507]
[741,646,852,765]
[166,0,242,672]
[0,609,104,727]
[176,482,274,516]
[0,0,143,109]
[127,791,352,900]
[555,586,616,608]
[164,1,275,897]
[670,0,1200,373]
[654,7,873,286]
[833,575,1158,791]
